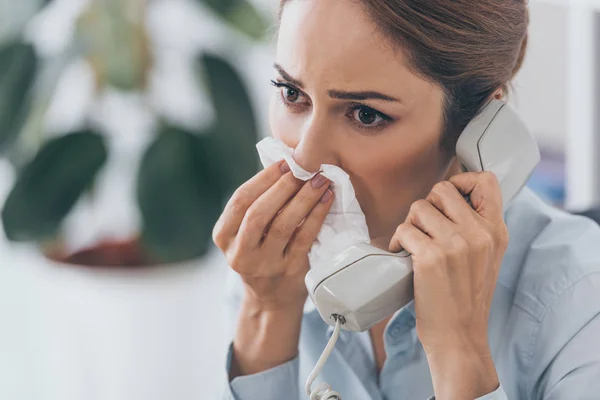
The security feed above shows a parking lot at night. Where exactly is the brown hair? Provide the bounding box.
[278,0,529,150]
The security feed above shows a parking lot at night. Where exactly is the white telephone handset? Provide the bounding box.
[305,99,541,333]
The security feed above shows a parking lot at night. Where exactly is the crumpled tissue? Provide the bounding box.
[256,137,371,270]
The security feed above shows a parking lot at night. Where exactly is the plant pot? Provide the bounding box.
[0,242,233,400]
[45,237,161,268]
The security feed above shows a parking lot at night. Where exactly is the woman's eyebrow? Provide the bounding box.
[273,63,401,103]
[327,89,400,102]
[274,63,304,89]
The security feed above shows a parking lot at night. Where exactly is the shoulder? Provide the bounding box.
[499,188,600,322]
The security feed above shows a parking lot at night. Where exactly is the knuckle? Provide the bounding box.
[293,189,313,207]
[472,230,494,252]
[226,247,244,273]
[245,207,270,231]
[427,187,441,203]
[212,220,225,249]
[431,245,447,263]
[495,225,510,249]
[280,174,302,192]
[292,228,314,250]
[448,234,468,258]
[501,226,510,243]
[395,222,410,238]
[266,164,283,181]
[432,180,454,196]
[229,191,251,215]
[394,223,406,235]
[270,219,295,240]
[427,188,445,210]
[410,199,429,215]
[481,171,499,186]
[421,244,446,266]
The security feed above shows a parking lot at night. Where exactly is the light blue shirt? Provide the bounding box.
[222,188,600,399]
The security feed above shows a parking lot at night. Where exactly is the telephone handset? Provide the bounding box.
[304,99,541,332]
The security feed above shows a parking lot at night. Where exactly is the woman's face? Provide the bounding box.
[272,0,458,248]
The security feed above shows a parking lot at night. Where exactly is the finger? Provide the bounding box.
[238,170,305,247]
[406,199,455,240]
[389,222,430,254]
[286,188,334,258]
[264,174,331,251]
[426,180,477,224]
[449,172,504,220]
[213,161,289,248]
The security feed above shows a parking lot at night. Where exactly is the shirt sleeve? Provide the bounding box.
[529,273,600,399]
[426,384,508,400]
[541,315,600,399]
[222,343,300,400]
[474,385,508,400]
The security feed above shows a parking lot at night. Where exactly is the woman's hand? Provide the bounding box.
[214,160,333,309]
[213,160,333,377]
[389,171,509,399]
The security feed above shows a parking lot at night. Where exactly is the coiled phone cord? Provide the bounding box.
[305,315,345,400]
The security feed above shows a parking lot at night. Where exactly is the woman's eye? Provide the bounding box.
[282,86,300,103]
[270,80,305,105]
[351,106,384,126]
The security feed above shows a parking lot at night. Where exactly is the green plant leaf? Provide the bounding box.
[137,125,224,263]
[2,131,108,242]
[0,41,38,152]
[199,53,260,193]
[199,0,267,40]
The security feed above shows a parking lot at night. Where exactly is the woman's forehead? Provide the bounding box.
[277,0,436,107]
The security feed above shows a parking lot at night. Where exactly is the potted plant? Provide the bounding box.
[0,0,268,267]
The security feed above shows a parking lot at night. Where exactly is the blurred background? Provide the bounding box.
[0,0,599,399]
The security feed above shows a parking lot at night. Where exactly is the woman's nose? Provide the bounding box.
[291,125,337,173]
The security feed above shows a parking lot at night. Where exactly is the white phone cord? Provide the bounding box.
[305,315,344,400]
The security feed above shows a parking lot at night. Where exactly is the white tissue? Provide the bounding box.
[256,137,371,269]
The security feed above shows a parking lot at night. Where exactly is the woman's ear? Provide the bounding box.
[493,88,504,100]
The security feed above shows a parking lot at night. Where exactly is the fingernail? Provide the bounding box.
[320,189,333,203]
[311,174,328,189]
[280,161,290,173]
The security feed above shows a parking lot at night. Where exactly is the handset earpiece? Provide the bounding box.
[456,99,540,208]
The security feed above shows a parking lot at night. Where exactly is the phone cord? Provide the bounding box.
[305,315,344,400]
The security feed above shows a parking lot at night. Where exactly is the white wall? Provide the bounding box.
[511,2,568,152]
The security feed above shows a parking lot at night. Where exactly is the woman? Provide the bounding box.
[214,1,600,399]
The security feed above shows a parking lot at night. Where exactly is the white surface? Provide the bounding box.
[510,2,568,152]
[534,0,600,10]
[565,6,600,210]
[0,244,232,400]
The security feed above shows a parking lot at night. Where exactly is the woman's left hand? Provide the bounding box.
[389,171,509,399]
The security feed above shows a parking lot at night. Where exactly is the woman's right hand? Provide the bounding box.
[213,160,334,311]
[213,161,333,377]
